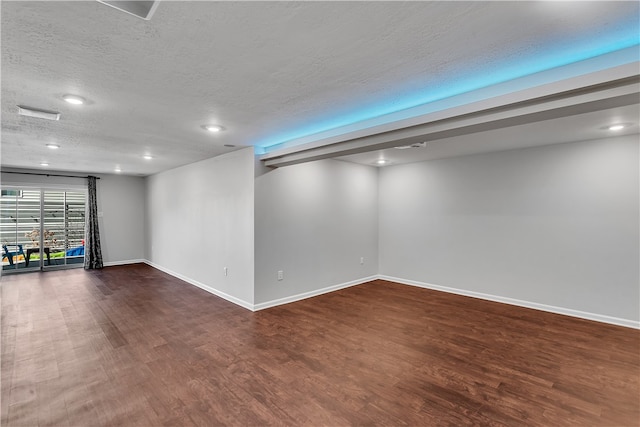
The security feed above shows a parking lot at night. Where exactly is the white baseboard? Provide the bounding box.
[379,275,640,329]
[142,261,376,312]
[131,262,639,329]
[143,260,254,311]
[253,275,379,311]
[103,259,146,267]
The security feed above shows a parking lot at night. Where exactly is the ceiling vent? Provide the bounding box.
[96,1,159,20]
[394,141,427,150]
[17,106,60,121]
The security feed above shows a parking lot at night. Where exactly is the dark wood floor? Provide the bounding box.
[1,264,638,426]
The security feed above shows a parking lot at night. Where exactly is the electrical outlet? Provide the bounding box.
[360,257,365,265]
[277,270,283,281]
[224,267,228,276]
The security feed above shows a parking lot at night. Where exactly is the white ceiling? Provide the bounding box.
[1,1,639,175]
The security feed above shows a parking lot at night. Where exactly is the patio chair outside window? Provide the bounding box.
[2,244,25,266]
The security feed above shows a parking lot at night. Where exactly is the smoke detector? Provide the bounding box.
[394,141,426,150]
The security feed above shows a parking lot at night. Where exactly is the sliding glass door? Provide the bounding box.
[42,190,86,268]
[1,187,86,273]
[1,188,42,272]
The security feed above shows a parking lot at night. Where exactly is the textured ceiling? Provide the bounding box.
[1,1,639,175]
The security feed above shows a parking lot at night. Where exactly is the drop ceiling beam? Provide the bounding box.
[262,76,639,168]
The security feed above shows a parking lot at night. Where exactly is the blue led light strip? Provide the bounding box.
[258,37,639,154]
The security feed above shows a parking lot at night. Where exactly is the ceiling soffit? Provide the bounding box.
[262,64,640,168]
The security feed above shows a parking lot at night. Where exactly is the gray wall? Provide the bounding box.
[0,170,145,265]
[97,175,146,264]
[255,159,378,306]
[145,148,255,306]
[6,136,638,325]
[379,135,639,322]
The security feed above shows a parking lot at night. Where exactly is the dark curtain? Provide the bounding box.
[84,176,104,269]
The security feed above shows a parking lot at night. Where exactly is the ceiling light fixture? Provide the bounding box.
[608,124,626,131]
[115,167,122,173]
[46,144,60,149]
[17,106,60,121]
[143,155,153,160]
[62,94,85,105]
[376,159,388,165]
[203,124,225,133]
[40,162,49,167]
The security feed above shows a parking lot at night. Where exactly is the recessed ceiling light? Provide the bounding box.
[40,162,49,167]
[608,124,626,131]
[114,167,122,173]
[203,124,225,133]
[63,94,85,105]
[376,159,388,165]
[46,144,60,149]
[143,155,153,160]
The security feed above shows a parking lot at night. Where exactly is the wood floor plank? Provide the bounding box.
[1,264,638,426]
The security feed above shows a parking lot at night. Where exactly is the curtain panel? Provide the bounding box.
[84,176,104,269]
